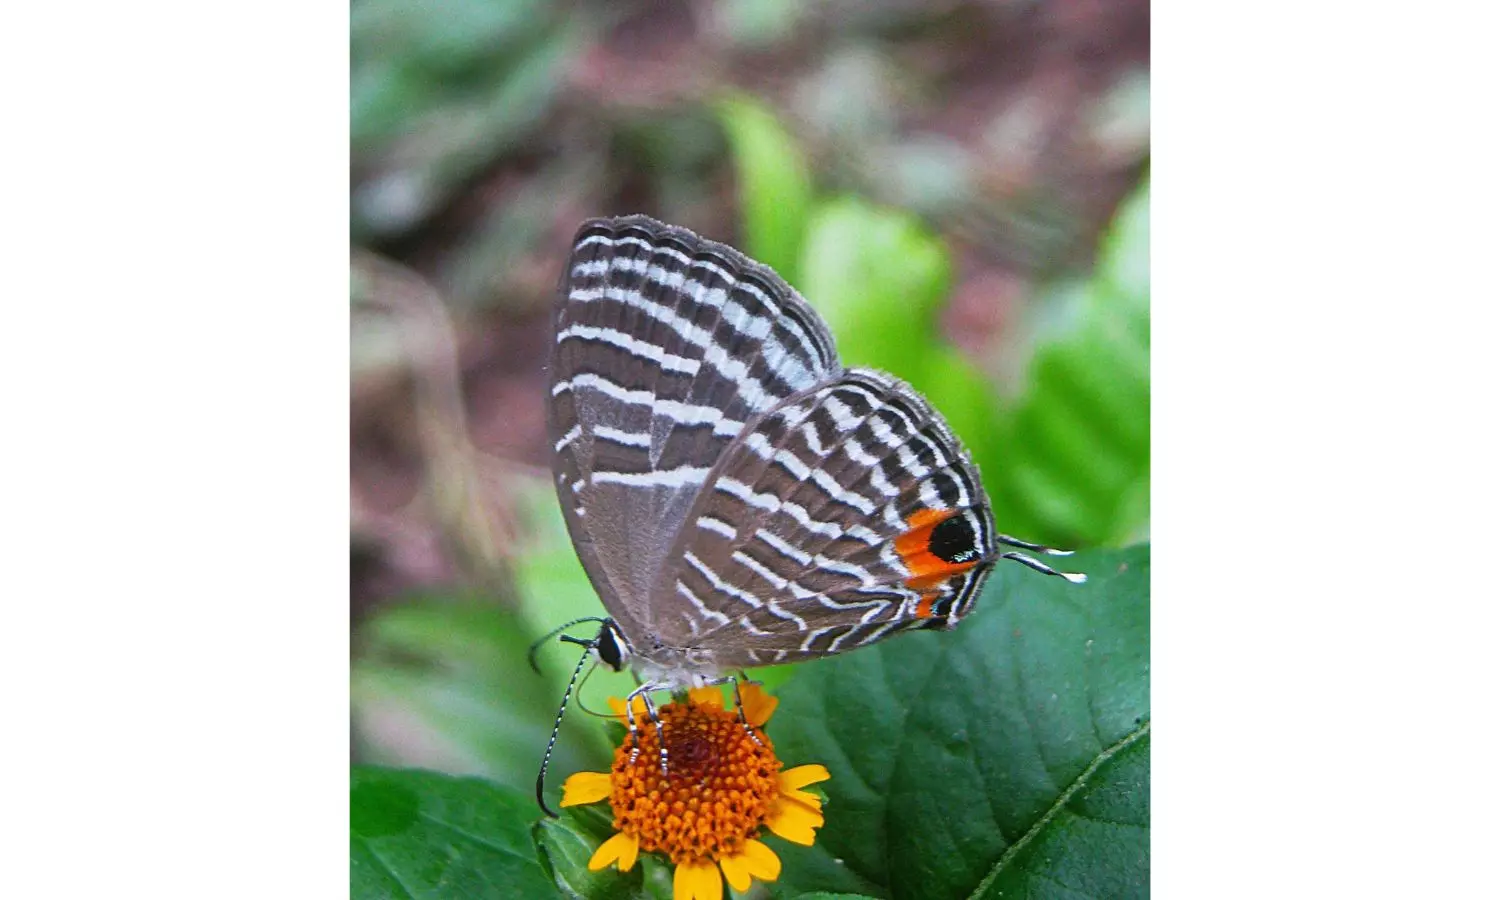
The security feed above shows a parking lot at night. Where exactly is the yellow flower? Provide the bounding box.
[560,683,829,899]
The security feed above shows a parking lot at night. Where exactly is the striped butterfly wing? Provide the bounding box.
[649,368,999,669]
[549,216,841,646]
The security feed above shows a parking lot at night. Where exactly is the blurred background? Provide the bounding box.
[351,0,1149,791]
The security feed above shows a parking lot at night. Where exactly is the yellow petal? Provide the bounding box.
[779,764,830,790]
[688,685,724,709]
[587,831,639,872]
[739,682,778,727]
[738,838,781,882]
[614,832,639,871]
[718,837,783,893]
[779,785,823,811]
[560,771,612,807]
[717,851,753,893]
[672,858,723,900]
[607,695,650,723]
[766,797,825,846]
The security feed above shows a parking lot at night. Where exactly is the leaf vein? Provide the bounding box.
[881,641,956,892]
[964,718,1150,900]
[1009,631,1064,794]
[415,810,533,863]
[353,838,419,900]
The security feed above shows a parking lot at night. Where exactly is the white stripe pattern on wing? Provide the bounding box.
[822,396,864,432]
[572,233,827,370]
[753,528,812,566]
[867,456,900,498]
[713,477,880,545]
[799,421,827,456]
[799,625,836,652]
[553,424,582,452]
[809,468,877,514]
[568,284,787,413]
[812,554,877,586]
[682,551,765,612]
[555,323,700,375]
[554,372,744,436]
[674,581,732,626]
[844,385,973,506]
[830,619,900,652]
[594,425,652,448]
[731,550,789,590]
[696,516,737,540]
[591,465,711,488]
[729,551,849,623]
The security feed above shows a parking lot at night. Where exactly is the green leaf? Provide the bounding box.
[986,180,1151,547]
[351,767,557,899]
[534,811,646,900]
[766,545,1150,900]
[718,95,814,287]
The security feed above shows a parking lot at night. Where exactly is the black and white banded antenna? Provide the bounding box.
[994,533,1088,583]
[534,632,599,818]
[527,616,608,674]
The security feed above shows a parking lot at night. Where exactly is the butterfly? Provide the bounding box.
[533,215,1080,813]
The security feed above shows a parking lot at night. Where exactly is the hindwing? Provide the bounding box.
[648,368,998,669]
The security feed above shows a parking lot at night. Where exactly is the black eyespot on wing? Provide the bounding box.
[929,514,980,564]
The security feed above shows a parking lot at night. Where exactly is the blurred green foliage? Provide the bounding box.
[351,597,612,789]
[351,0,584,240]
[989,180,1150,546]
[719,95,814,285]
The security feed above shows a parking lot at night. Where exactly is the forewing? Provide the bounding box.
[650,368,997,668]
[548,216,841,641]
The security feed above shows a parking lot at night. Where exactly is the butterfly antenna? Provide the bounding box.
[526,616,607,674]
[536,641,596,817]
[999,551,1088,583]
[995,533,1076,557]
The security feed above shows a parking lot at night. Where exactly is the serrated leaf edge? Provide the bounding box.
[963,718,1151,900]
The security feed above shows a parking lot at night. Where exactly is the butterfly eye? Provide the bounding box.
[594,621,628,671]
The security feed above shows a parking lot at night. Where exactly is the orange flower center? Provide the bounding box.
[608,698,781,865]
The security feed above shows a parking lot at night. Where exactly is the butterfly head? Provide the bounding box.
[591,619,630,672]
[557,618,631,673]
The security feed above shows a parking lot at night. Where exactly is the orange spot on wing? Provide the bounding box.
[894,507,979,593]
[915,594,936,619]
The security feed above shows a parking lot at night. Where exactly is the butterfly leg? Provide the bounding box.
[622,682,671,775]
[705,674,765,747]
[622,683,647,766]
[642,691,669,775]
